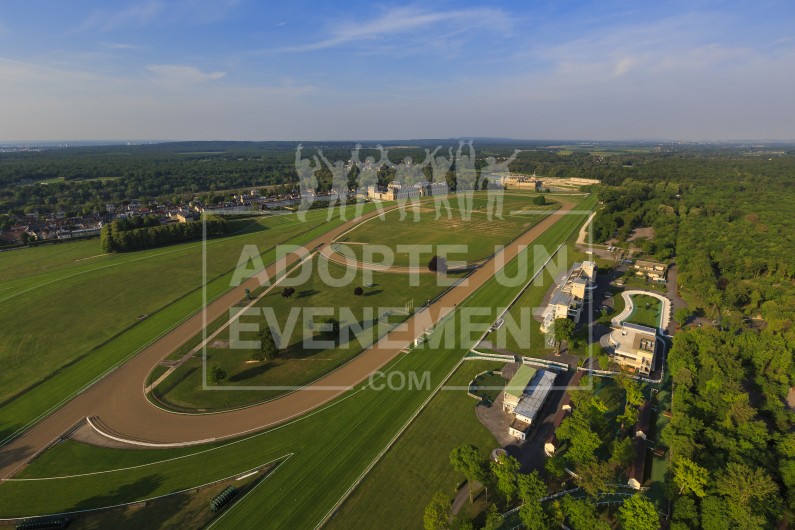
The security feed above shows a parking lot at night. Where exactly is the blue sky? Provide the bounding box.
[1,0,794,141]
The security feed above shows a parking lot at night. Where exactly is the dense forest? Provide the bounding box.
[586,151,795,528]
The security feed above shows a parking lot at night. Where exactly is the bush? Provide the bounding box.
[533,195,546,205]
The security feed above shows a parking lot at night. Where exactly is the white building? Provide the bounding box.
[540,261,597,333]
[504,367,558,441]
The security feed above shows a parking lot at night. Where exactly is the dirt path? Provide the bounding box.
[0,201,574,479]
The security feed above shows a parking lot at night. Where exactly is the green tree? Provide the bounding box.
[576,460,613,497]
[609,436,635,469]
[561,495,609,530]
[518,471,549,530]
[483,504,502,530]
[428,255,447,273]
[618,495,659,530]
[671,496,698,527]
[715,462,778,507]
[671,456,709,497]
[423,491,450,530]
[673,308,690,327]
[556,412,601,467]
[255,326,279,361]
[700,496,730,530]
[450,444,486,503]
[209,365,227,384]
[552,317,575,354]
[490,453,521,503]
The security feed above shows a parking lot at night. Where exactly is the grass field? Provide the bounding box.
[627,294,663,328]
[337,192,559,267]
[326,360,503,530]
[0,207,365,441]
[0,195,594,528]
[155,256,458,410]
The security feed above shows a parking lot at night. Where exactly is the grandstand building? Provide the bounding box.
[540,261,597,333]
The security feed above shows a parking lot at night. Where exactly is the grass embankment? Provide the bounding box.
[0,196,593,529]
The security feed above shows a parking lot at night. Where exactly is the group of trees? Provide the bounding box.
[546,375,643,496]
[663,327,793,529]
[427,441,659,530]
[100,214,227,252]
[425,445,551,530]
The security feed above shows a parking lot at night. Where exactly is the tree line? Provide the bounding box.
[100,214,228,252]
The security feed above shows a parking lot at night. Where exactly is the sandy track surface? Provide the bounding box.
[0,202,573,479]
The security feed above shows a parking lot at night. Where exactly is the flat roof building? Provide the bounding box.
[540,261,597,333]
[608,322,657,376]
[505,369,558,441]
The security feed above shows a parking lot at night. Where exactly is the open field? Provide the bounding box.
[627,294,663,328]
[326,360,503,530]
[0,194,594,527]
[0,208,363,441]
[337,192,559,266]
[155,256,456,410]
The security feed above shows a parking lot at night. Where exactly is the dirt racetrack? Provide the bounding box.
[0,200,574,480]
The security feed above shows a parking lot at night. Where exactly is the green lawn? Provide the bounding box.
[155,257,458,410]
[627,294,662,328]
[326,360,503,530]
[337,192,559,266]
[0,208,363,441]
[0,195,594,529]
[470,370,506,403]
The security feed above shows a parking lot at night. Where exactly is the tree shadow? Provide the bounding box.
[363,289,383,297]
[296,289,319,299]
[72,474,164,511]
[229,362,272,382]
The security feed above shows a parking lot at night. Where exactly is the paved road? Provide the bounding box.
[0,201,575,480]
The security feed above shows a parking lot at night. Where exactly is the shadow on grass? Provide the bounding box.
[72,474,164,512]
[229,362,272,382]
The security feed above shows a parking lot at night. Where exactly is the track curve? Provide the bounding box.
[0,201,574,479]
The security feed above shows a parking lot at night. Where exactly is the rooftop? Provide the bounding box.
[513,370,558,423]
[504,365,537,399]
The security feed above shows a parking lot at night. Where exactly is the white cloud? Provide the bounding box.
[279,6,512,52]
[81,1,164,32]
[101,42,143,51]
[80,0,240,32]
[146,64,226,83]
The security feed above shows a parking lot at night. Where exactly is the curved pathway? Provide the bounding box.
[0,201,574,479]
